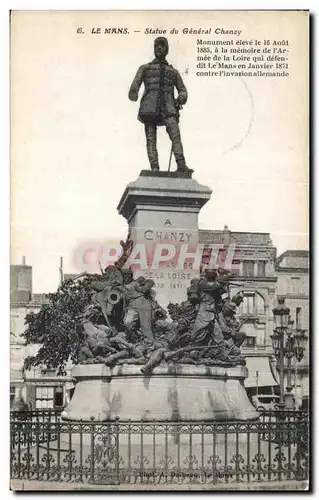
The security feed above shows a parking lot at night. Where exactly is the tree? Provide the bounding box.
[23,274,103,373]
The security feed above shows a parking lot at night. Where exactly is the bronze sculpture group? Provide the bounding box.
[77,263,247,373]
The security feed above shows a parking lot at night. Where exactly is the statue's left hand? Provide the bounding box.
[128,91,138,102]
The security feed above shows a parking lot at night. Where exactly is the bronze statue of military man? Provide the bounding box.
[129,37,193,175]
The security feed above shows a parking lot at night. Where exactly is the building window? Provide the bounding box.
[54,387,64,408]
[290,276,301,294]
[256,324,266,346]
[10,386,15,406]
[256,294,266,315]
[35,386,64,409]
[243,261,255,277]
[296,307,302,329]
[241,293,266,316]
[35,386,54,409]
[257,261,266,277]
[244,336,256,347]
[231,261,241,276]
[242,294,255,315]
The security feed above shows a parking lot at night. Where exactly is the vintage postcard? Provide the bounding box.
[10,10,309,491]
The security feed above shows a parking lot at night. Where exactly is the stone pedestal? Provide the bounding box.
[62,363,258,422]
[117,171,212,306]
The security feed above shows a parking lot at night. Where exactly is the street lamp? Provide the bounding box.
[284,316,296,409]
[271,297,290,409]
[271,297,306,410]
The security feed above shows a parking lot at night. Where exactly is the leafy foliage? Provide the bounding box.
[23,274,102,372]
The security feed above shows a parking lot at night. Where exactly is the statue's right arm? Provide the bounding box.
[200,280,221,292]
[91,281,105,292]
[128,65,145,101]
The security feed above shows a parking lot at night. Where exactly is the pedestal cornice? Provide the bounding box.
[117,171,212,222]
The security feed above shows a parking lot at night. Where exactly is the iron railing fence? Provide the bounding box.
[10,410,62,447]
[10,411,309,486]
[10,409,62,423]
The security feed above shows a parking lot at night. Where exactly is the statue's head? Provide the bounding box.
[144,279,155,293]
[232,291,244,307]
[205,269,218,281]
[190,278,200,285]
[222,300,237,317]
[122,268,134,284]
[136,275,146,285]
[154,37,169,59]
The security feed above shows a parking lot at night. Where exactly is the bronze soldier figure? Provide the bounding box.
[129,37,193,174]
[123,275,162,347]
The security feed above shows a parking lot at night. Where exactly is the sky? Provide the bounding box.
[10,10,309,292]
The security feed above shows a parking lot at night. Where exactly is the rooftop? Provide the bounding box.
[276,249,309,271]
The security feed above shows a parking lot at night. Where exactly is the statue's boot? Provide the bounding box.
[229,345,241,356]
[141,348,165,374]
[176,159,194,175]
[225,338,241,356]
[217,341,230,361]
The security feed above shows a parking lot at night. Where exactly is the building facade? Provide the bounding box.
[10,261,74,410]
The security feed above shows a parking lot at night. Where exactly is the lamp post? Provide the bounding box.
[294,328,308,407]
[285,316,296,409]
[271,298,306,410]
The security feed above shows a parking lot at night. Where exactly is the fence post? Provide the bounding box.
[115,417,120,485]
[89,417,95,484]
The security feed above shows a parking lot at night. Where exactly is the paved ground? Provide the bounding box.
[10,479,309,491]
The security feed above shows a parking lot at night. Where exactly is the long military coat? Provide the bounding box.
[128,58,188,126]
